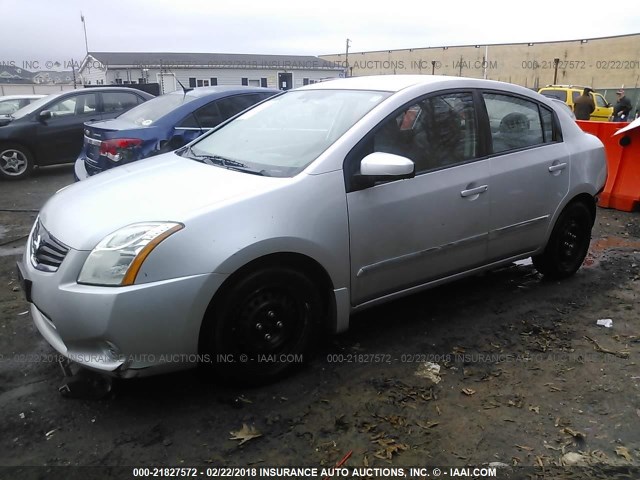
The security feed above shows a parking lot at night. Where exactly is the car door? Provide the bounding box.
[482,92,570,261]
[591,93,612,121]
[35,92,102,164]
[346,91,490,305]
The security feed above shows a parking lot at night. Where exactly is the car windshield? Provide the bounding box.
[11,93,61,119]
[118,93,196,126]
[185,89,390,177]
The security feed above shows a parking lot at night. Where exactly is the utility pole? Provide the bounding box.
[80,12,89,54]
[345,39,351,77]
[553,58,560,84]
[71,58,77,89]
[483,45,488,79]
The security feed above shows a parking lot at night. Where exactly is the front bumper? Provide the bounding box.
[20,244,228,378]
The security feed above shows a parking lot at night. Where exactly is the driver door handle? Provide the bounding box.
[460,185,488,197]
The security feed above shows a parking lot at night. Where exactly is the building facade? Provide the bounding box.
[320,33,640,91]
[78,52,345,94]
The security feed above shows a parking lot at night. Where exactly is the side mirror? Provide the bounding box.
[38,110,52,121]
[352,152,415,190]
[361,152,415,177]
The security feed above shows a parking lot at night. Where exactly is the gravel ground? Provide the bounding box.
[0,165,638,479]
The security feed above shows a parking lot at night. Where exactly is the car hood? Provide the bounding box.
[40,153,284,250]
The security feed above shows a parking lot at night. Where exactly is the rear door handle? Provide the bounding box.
[460,185,488,197]
[548,162,567,172]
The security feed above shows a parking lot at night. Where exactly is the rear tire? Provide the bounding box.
[532,201,593,279]
[0,143,34,180]
[201,266,321,384]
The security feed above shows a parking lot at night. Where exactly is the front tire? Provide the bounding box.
[202,267,321,384]
[533,201,593,279]
[0,143,34,180]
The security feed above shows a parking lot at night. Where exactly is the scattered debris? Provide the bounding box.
[615,446,633,462]
[596,319,613,328]
[415,362,442,384]
[529,405,540,414]
[372,436,408,460]
[584,335,629,359]
[322,450,353,480]
[514,444,534,452]
[561,452,587,466]
[58,369,112,400]
[229,424,262,446]
[488,462,511,470]
[415,420,439,429]
[45,429,57,440]
[18,413,25,419]
[17,311,28,316]
[461,388,476,396]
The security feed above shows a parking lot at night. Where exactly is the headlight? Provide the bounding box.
[78,222,183,286]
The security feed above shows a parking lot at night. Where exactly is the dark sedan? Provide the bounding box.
[74,86,279,180]
[0,87,154,180]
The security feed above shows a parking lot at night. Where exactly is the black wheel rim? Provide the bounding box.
[558,217,589,269]
[229,287,307,355]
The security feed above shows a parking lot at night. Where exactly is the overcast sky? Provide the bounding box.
[2,0,639,69]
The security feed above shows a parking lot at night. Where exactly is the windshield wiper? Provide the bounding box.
[184,147,267,176]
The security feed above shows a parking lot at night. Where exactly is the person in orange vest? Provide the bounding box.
[573,88,595,121]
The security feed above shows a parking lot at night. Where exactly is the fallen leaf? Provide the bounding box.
[372,437,408,460]
[615,446,633,462]
[416,420,439,429]
[229,424,262,445]
[462,388,476,396]
[515,444,534,451]
[435,405,441,416]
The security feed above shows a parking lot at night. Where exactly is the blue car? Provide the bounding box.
[74,86,279,180]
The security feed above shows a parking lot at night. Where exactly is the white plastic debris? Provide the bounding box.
[561,452,587,466]
[415,362,442,384]
[19,413,25,419]
[596,319,613,328]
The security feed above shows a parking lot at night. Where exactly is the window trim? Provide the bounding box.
[479,89,563,157]
[344,88,485,193]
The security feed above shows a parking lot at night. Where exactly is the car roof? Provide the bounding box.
[168,86,279,98]
[0,94,46,100]
[299,74,543,97]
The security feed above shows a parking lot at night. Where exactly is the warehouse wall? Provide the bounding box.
[320,33,640,90]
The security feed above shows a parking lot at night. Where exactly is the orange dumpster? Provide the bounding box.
[576,120,640,212]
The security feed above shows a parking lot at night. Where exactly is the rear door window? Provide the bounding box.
[193,102,224,129]
[482,93,546,153]
[103,92,141,114]
[216,94,264,119]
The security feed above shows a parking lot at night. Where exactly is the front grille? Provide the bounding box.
[30,220,69,272]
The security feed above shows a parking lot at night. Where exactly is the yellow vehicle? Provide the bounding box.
[538,85,613,121]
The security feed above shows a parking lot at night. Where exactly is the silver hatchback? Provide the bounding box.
[18,75,606,382]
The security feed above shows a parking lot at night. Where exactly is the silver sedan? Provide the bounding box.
[18,75,606,382]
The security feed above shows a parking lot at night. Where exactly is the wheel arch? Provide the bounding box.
[198,252,337,354]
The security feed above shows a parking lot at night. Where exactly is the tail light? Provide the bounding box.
[100,138,143,162]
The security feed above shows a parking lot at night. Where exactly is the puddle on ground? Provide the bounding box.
[584,236,640,268]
